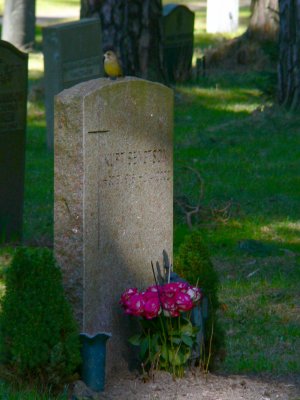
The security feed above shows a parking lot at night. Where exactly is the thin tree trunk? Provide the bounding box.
[2,0,36,50]
[278,0,300,110]
[247,0,279,40]
[80,0,165,82]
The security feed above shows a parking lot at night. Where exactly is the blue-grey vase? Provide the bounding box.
[79,332,111,392]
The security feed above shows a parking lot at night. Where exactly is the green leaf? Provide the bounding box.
[170,336,181,345]
[140,337,149,359]
[168,349,185,366]
[160,343,168,360]
[183,348,191,363]
[180,316,191,325]
[128,334,142,346]
[181,334,194,348]
[180,320,193,336]
[150,333,160,351]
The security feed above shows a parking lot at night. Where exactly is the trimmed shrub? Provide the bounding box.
[0,247,80,387]
[174,231,225,369]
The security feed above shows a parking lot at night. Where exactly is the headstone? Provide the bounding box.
[54,77,173,373]
[206,0,239,33]
[43,18,103,150]
[1,0,36,50]
[162,4,195,82]
[0,40,28,243]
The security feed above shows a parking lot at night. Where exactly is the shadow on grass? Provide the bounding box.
[24,104,53,246]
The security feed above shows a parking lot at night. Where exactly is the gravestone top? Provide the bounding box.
[163,3,194,17]
[0,39,28,59]
[55,77,173,374]
[0,40,28,242]
[57,75,170,99]
[163,4,194,44]
[43,18,103,150]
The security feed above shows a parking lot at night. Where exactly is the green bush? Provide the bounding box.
[0,247,80,388]
[174,231,225,369]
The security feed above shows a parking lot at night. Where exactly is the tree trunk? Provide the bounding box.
[247,0,279,40]
[80,0,102,18]
[2,0,36,50]
[278,0,300,110]
[80,0,165,82]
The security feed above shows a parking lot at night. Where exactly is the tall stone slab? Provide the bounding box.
[0,40,28,243]
[163,4,195,82]
[54,77,173,374]
[206,0,239,33]
[43,18,103,150]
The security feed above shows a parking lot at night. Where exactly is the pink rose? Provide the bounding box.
[161,294,180,317]
[143,294,161,319]
[163,308,180,317]
[124,293,144,316]
[187,286,202,302]
[177,282,190,292]
[175,292,193,312]
[146,285,160,294]
[120,287,138,307]
[162,282,185,298]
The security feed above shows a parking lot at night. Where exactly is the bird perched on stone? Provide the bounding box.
[104,50,123,79]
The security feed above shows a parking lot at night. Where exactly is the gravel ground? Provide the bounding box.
[73,371,300,400]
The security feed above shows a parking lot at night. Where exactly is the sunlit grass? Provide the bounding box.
[262,221,300,245]
[36,0,79,17]
[28,53,44,75]
[179,86,263,113]
[0,0,79,17]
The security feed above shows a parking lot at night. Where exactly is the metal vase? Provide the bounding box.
[79,332,111,392]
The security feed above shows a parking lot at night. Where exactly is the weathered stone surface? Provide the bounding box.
[0,40,28,243]
[54,77,173,374]
[43,18,103,150]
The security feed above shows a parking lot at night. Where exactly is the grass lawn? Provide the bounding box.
[0,0,300,397]
[0,0,80,17]
[173,72,300,374]
[0,382,68,400]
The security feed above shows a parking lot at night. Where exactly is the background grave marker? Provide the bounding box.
[43,18,103,150]
[0,40,28,243]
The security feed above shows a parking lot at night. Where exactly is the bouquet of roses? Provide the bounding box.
[120,282,202,376]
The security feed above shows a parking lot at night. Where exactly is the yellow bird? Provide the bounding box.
[104,50,123,79]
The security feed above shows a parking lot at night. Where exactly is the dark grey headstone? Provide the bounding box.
[0,40,28,243]
[1,0,36,50]
[43,18,103,150]
[163,4,195,82]
[238,240,281,257]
